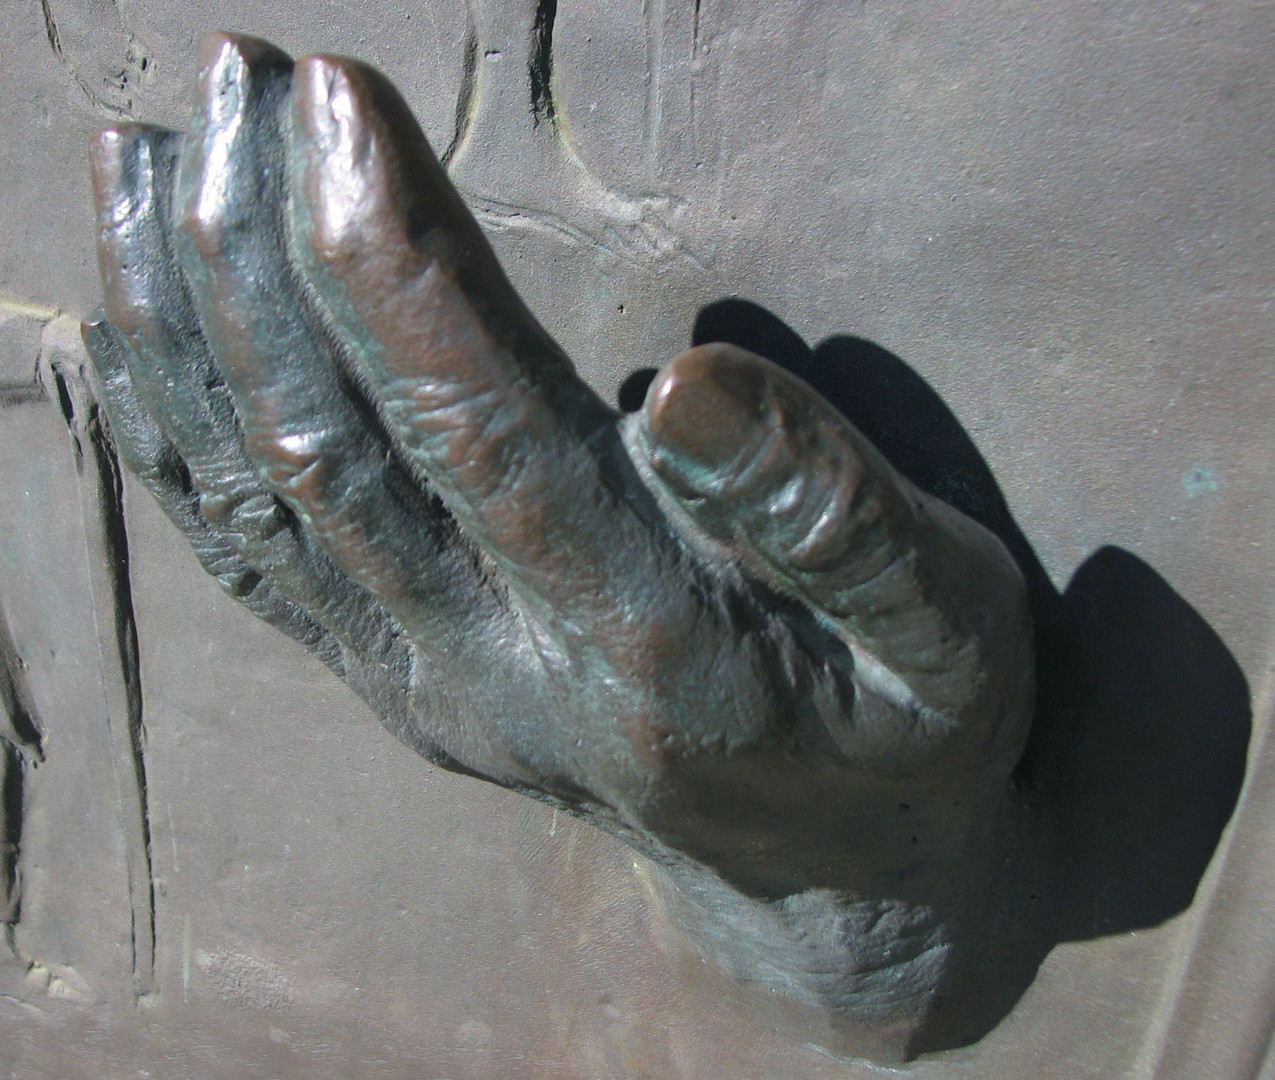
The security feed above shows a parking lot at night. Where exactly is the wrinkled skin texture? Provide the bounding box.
[83,32,1033,1062]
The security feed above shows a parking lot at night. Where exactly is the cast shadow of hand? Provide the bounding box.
[620,298,1252,1050]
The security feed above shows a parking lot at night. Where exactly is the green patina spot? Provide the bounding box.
[1183,468,1220,498]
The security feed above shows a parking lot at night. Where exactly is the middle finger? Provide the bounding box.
[172,33,503,655]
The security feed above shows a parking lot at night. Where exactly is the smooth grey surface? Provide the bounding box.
[0,1,1272,1077]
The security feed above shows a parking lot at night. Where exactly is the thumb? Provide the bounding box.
[633,343,1033,751]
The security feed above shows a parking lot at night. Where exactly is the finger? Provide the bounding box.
[89,125,251,506]
[286,53,667,628]
[635,343,1034,731]
[81,310,341,667]
[170,32,504,650]
[89,124,287,561]
[88,118,402,662]
[84,312,493,777]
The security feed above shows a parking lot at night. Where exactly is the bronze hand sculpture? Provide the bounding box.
[83,32,1033,1063]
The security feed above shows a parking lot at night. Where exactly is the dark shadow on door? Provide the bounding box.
[618,296,1251,1052]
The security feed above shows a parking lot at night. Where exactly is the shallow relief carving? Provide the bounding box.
[76,27,1250,1068]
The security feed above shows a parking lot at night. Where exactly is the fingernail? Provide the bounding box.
[88,125,126,183]
[179,35,291,259]
[293,56,372,178]
[290,57,368,259]
[90,125,180,231]
[294,56,346,136]
[80,309,109,347]
[89,126,135,224]
[194,33,247,127]
[81,312,125,379]
[190,33,292,149]
[195,33,289,99]
[643,343,774,493]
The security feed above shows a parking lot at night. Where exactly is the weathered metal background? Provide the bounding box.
[0,1,1271,1076]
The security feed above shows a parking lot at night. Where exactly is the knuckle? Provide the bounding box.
[250,428,337,498]
[200,487,286,541]
[305,199,360,267]
[178,199,227,261]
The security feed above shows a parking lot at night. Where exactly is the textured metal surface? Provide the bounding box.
[0,0,1272,1076]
